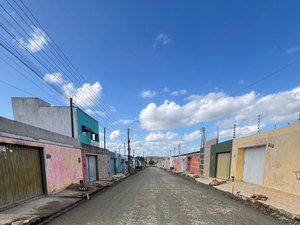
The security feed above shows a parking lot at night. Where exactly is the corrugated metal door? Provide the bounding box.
[0,144,43,209]
[216,153,231,180]
[86,155,97,182]
[243,147,265,185]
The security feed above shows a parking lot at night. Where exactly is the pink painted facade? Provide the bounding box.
[0,136,83,194]
[44,146,82,194]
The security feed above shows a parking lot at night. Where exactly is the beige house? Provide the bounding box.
[231,123,300,196]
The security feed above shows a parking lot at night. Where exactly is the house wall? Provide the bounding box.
[203,138,217,177]
[189,154,200,174]
[210,140,232,178]
[109,151,117,175]
[12,98,78,139]
[0,116,83,195]
[76,108,99,145]
[0,136,83,194]
[173,158,179,171]
[117,154,122,173]
[231,123,300,196]
[81,144,109,180]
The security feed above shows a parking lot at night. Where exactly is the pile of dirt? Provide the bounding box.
[67,183,88,191]
[250,194,268,201]
[209,179,226,186]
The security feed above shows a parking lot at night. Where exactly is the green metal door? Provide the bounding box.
[0,144,44,209]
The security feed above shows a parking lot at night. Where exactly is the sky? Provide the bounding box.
[0,0,300,156]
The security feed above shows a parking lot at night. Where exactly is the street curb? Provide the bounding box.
[28,170,142,225]
[162,168,300,224]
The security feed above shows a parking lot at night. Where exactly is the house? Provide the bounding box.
[202,138,218,177]
[210,140,233,180]
[12,97,99,146]
[11,97,107,183]
[0,117,83,209]
[186,151,200,174]
[231,123,300,195]
[80,144,109,182]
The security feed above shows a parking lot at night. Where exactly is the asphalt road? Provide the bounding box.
[47,167,288,225]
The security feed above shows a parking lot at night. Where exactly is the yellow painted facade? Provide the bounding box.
[231,123,300,196]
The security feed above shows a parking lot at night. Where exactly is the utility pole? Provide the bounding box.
[127,128,131,173]
[200,127,205,148]
[174,147,175,156]
[103,127,106,149]
[216,126,219,144]
[124,143,126,155]
[233,124,236,139]
[258,114,261,133]
[70,97,74,138]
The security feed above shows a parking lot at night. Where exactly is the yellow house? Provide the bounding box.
[231,123,300,196]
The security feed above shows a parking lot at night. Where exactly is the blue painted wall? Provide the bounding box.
[117,153,122,173]
[76,107,99,145]
[109,151,116,176]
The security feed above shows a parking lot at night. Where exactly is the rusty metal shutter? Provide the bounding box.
[0,144,44,209]
[216,152,231,180]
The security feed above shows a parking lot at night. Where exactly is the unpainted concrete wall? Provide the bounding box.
[203,138,217,178]
[12,98,78,139]
[231,123,300,196]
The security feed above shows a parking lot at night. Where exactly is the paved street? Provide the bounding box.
[47,167,287,225]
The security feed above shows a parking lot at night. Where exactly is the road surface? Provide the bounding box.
[47,167,287,225]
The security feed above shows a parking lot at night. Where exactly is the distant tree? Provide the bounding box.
[148,159,156,166]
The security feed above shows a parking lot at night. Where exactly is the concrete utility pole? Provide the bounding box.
[258,114,261,133]
[200,127,205,148]
[124,143,126,155]
[104,127,106,149]
[127,128,131,173]
[216,126,219,144]
[70,97,74,138]
[233,124,236,139]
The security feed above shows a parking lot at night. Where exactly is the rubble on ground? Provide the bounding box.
[250,193,268,201]
[209,179,226,186]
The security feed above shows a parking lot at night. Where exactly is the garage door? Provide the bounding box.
[216,152,231,180]
[243,146,266,185]
[0,144,44,208]
[86,155,97,182]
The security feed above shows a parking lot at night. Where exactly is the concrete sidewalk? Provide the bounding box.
[0,174,126,225]
[182,172,300,221]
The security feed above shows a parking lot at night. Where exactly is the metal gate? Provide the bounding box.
[243,147,265,185]
[0,143,44,208]
[216,152,231,180]
[86,155,97,182]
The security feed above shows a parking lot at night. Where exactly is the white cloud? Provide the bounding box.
[153,33,171,48]
[286,47,300,54]
[183,130,201,143]
[44,73,63,84]
[113,119,135,125]
[110,130,121,141]
[139,86,300,131]
[84,108,106,117]
[170,89,187,96]
[63,81,102,107]
[161,87,169,93]
[140,90,156,98]
[18,27,49,53]
[145,131,178,142]
[218,124,262,139]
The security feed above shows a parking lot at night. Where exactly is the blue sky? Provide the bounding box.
[1,0,300,156]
